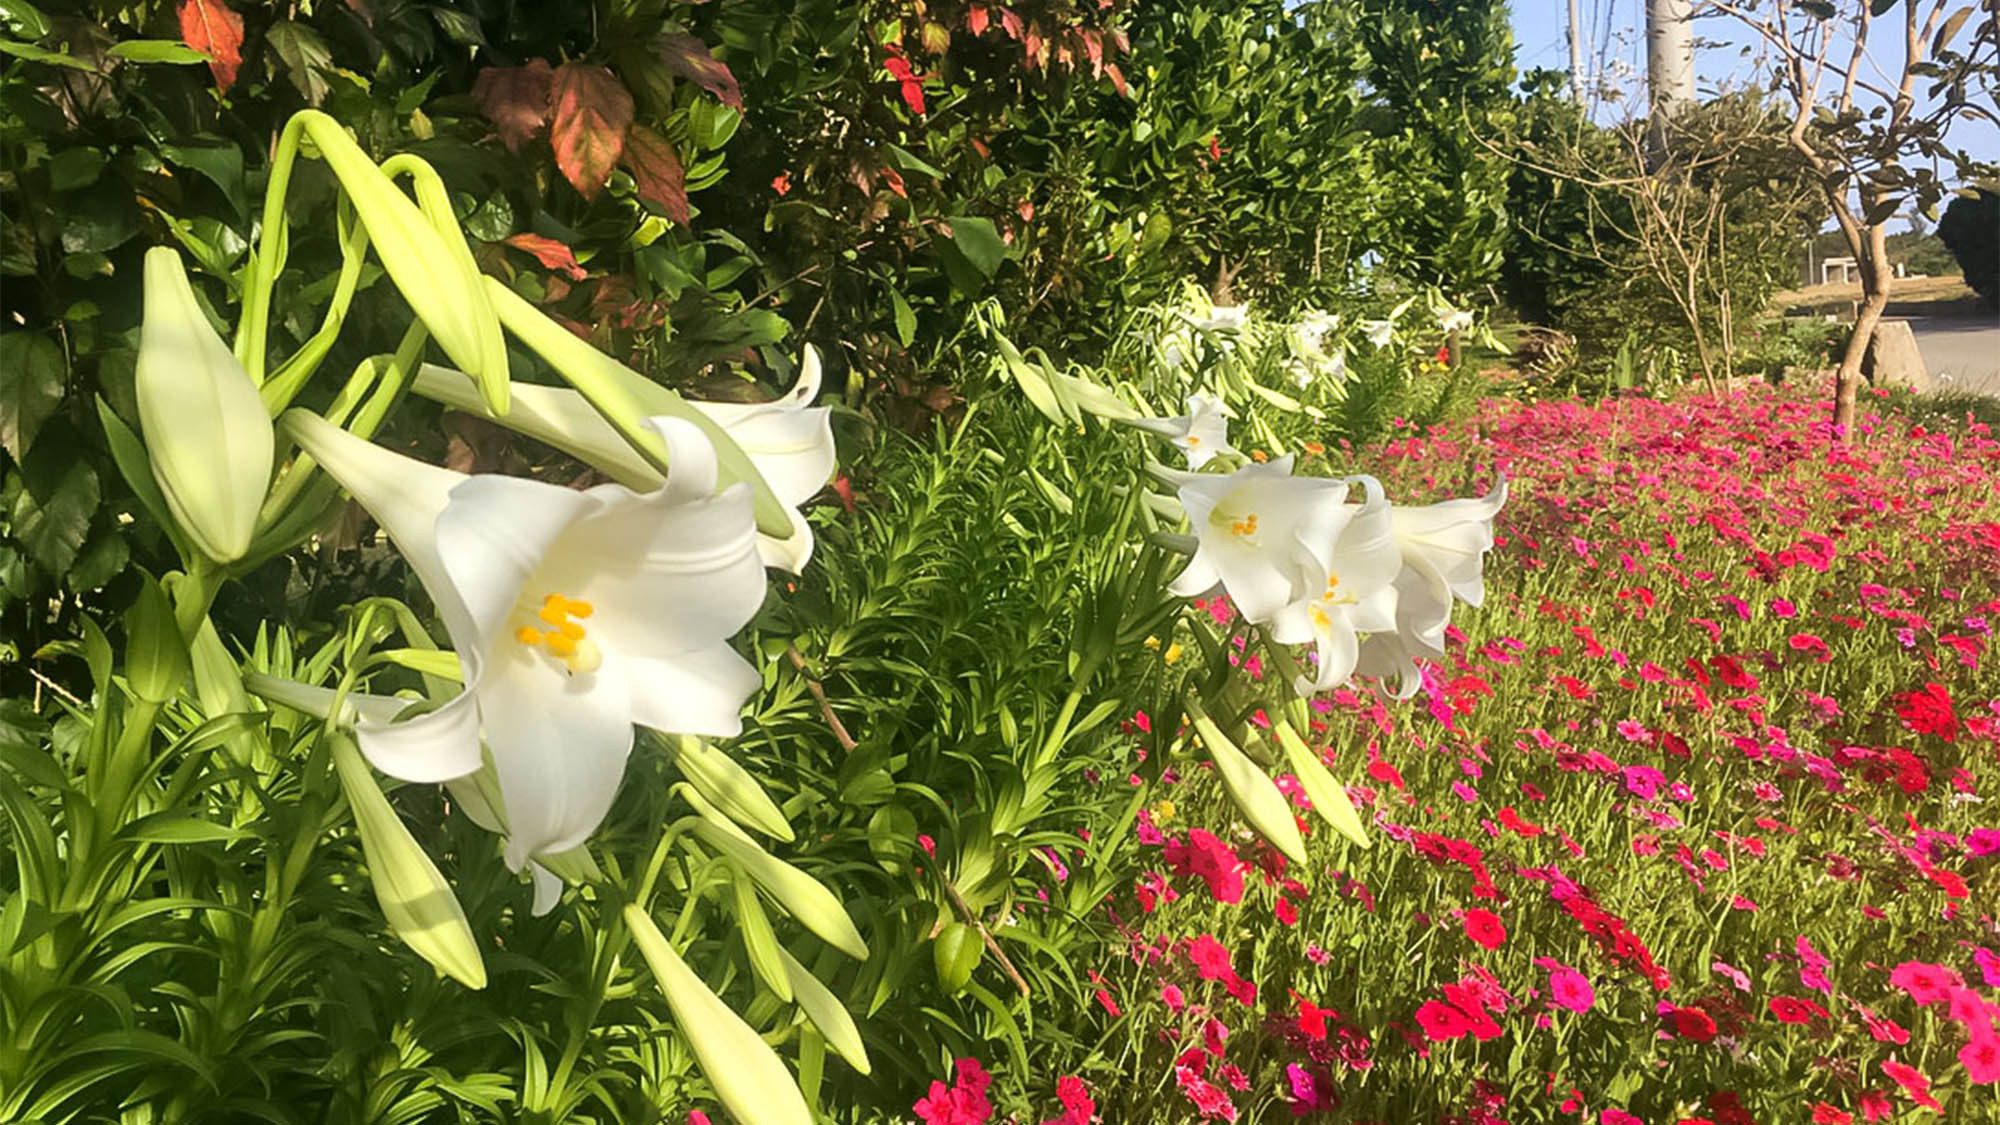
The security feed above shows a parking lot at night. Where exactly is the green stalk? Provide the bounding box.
[236,113,311,380]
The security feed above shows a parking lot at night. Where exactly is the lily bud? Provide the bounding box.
[1188,702,1307,865]
[671,735,794,842]
[691,821,870,961]
[623,904,813,1125]
[329,733,487,989]
[777,947,871,1075]
[135,247,274,562]
[1272,719,1370,849]
[292,112,509,412]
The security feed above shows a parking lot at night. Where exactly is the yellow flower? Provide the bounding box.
[1163,642,1184,664]
[1143,635,1162,651]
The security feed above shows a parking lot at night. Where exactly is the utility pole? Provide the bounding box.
[1646,0,1697,153]
[1568,0,1587,104]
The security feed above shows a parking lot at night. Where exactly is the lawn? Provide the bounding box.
[973,379,2000,1124]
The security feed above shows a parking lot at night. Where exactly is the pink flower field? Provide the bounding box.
[920,382,2000,1123]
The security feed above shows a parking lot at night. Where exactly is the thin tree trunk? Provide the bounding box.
[1831,218,1892,435]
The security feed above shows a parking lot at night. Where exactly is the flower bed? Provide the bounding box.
[945,383,2000,1123]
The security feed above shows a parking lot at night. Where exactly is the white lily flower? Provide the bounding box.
[1438,307,1474,335]
[1125,393,1233,468]
[1269,477,1402,694]
[1190,304,1249,333]
[412,348,834,572]
[1166,457,1351,625]
[282,409,768,881]
[1362,320,1396,348]
[1289,310,1339,359]
[1358,477,1509,698]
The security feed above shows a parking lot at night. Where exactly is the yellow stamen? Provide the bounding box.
[538,604,567,626]
[565,598,594,618]
[1186,436,1202,446]
[545,633,578,657]
[515,626,543,646]
[558,621,586,640]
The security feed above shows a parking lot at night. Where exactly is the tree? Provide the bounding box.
[1498,86,1821,385]
[1701,0,2000,433]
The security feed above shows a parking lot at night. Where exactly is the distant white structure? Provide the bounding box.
[1821,256,1917,286]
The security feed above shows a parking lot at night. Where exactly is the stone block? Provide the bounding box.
[1862,319,1932,393]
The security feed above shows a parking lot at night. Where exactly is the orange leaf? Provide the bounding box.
[503,233,588,280]
[473,60,554,152]
[177,0,244,91]
[621,124,690,225]
[548,63,633,200]
[651,32,743,111]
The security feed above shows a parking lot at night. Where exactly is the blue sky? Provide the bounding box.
[1507,0,2000,179]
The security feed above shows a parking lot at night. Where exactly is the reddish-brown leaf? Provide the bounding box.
[967,5,989,35]
[177,0,244,90]
[548,63,633,199]
[473,60,555,152]
[621,125,690,224]
[652,32,743,111]
[503,233,588,280]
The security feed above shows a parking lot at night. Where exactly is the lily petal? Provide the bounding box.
[481,650,635,868]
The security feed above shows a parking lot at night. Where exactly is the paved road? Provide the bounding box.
[1904,312,2000,397]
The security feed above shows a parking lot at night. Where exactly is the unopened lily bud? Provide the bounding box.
[777,946,871,1075]
[291,112,509,413]
[136,247,274,562]
[1188,702,1307,865]
[1272,719,1370,849]
[623,904,813,1125]
[671,735,794,842]
[329,734,487,989]
[691,821,870,961]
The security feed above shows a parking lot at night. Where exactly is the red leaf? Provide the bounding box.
[548,63,633,199]
[177,0,244,91]
[503,233,588,280]
[1106,62,1128,97]
[968,5,989,35]
[473,60,554,152]
[652,32,743,111]
[621,124,690,224]
[999,7,1023,40]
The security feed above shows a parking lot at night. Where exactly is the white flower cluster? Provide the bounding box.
[1149,417,1504,698]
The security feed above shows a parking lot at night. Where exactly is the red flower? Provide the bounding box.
[1880,1060,1940,1110]
[1165,829,1248,904]
[1894,682,1958,741]
[1414,1000,1474,1041]
[1768,995,1829,1024]
[1668,1006,1718,1042]
[1460,908,1507,950]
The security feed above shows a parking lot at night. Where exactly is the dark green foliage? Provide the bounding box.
[1347,0,1515,300]
[1936,187,1998,306]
